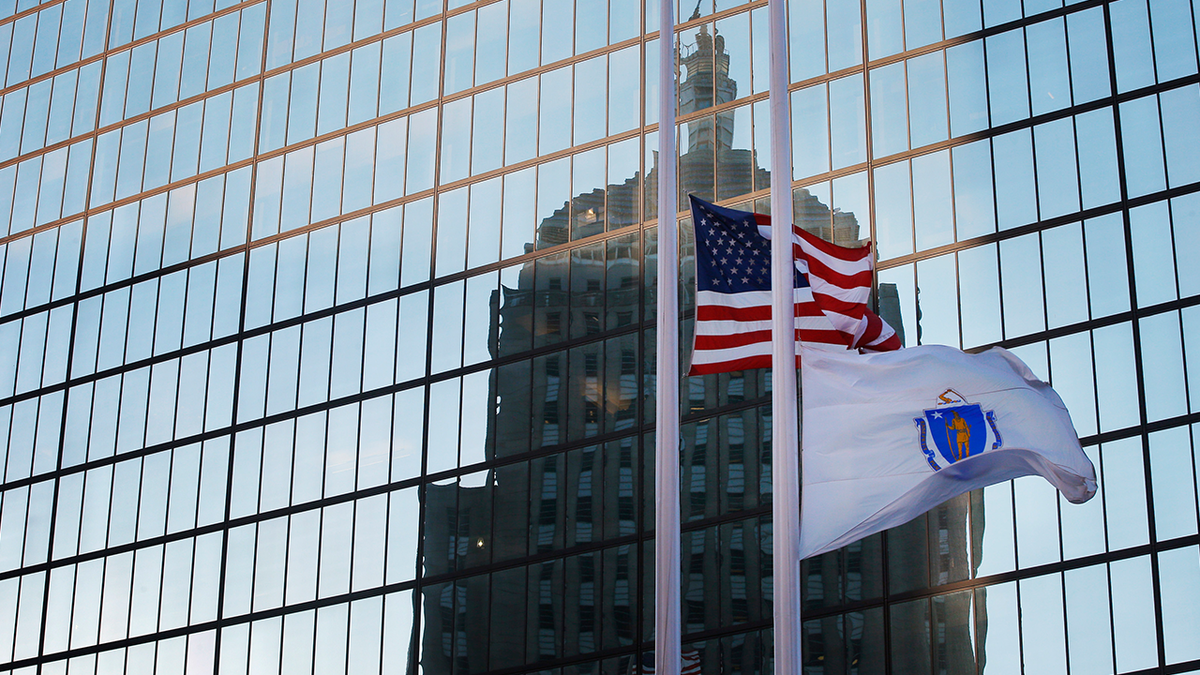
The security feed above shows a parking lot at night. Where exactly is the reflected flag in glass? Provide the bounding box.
[627,649,703,675]
[687,195,901,375]
[798,345,1098,560]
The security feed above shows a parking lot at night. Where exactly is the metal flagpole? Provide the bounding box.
[654,0,681,672]
[767,0,803,673]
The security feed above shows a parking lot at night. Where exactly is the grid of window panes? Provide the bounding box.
[821,0,1200,672]
[0,0,1198,673]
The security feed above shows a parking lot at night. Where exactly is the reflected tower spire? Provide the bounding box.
[678,22,737,151]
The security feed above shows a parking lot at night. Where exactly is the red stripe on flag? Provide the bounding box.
[689,197,902,374]
[689,355,773,374]
[799,253,875,290]
[810,294,867,319]
[693,330,775,350]
[797,328,852,346]
[695,301,826,322]
[793,224,874,261]
[869,332,903,351]
[855,310,885,346]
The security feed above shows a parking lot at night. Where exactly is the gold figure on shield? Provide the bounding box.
[946,411,971,461]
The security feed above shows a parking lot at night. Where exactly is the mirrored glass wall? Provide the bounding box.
[0,0,1198,673]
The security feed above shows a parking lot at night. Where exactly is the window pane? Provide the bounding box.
[1159,546,1200,664]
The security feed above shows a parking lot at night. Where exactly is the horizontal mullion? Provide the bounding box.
[860,0,1111,74]
[794,531,1200,623]
[0,0,261,101]
[867,70,1200,171]
[0,573,422,671]
[875,176,1200,271]
[0,67,263,175]
[0,0,67,30]
[0,314,653,492]
[0,213,659,412]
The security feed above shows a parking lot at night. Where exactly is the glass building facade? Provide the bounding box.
[0,0,1199,672]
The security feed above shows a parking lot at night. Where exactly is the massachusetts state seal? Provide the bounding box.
[913,389,1003,471]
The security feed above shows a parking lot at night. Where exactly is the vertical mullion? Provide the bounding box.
[277,434,296,602]
[633,16,648,652]
[94,449,123,650]
[1188,420,1200,551]
[1100,0,1168,670]
[952,245,963,352]
[60,33,86,222]
[31,0,118,662]
[294,228,311,414]
[855,0,898,669]
[1189,0,1200,71]
[152,450,179,640]
[376,489,392,671]
[212,0,275,668]
[417,32,449,637]
[1011,487,1026,671]
[943,50,955,244]
[1153,91,1180,301]
[342,498,358,674]
[1022,25,1041,232]
[24,88,48,230]
[341,43,353,213]
[467,6,477,181]
[1103,545,1119,674]
[602,53,609,224]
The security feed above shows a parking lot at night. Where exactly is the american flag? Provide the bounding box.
[626,649,703,675]
[688,195,900,375]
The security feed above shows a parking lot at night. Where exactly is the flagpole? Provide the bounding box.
[654,0,681,673]
[767,0,803,673]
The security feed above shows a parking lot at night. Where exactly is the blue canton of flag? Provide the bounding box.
[693,201,801,294]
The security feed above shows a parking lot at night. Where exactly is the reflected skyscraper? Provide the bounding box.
[418,22,978,675]
[0,0,1196,673]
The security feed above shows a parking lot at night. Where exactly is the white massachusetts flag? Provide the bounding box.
[798,345,1097,560]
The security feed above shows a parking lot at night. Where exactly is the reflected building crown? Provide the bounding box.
[679,22,737,152]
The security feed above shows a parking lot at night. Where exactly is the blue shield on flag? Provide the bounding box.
[923,404,987,465]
